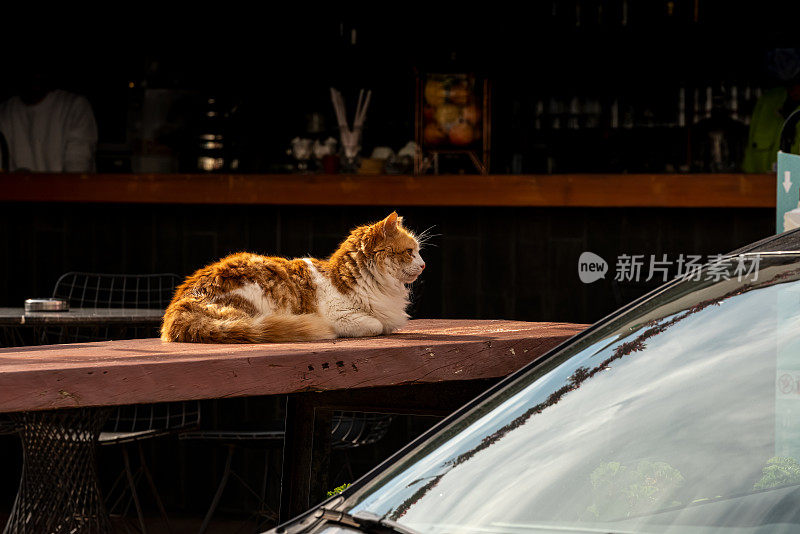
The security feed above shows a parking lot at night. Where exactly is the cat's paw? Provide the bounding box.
[336,315,384,337]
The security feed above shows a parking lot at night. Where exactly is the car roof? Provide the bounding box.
[729,227,800,255]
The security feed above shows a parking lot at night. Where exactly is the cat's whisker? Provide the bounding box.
[418,234,442,243]
[417,229,441,238]
[415,225,438,240]
[417,232,442,250]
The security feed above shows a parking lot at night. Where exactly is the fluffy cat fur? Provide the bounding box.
[161,212,426,343]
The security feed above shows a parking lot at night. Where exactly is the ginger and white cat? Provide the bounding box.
[161,212,425,343]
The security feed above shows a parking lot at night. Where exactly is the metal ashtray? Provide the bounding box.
[24,298,69,312]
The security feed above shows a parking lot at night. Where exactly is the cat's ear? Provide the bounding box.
[380,211,400,236]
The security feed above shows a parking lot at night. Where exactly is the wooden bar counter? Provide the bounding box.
[0,172,775,208]
[0,319,585,414]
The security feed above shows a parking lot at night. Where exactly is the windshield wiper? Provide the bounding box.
[314,509,421,534]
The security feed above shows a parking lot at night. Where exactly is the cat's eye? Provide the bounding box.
[406,248,413,254]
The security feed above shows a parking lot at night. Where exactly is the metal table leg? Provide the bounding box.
[279,396,333,521]
[3,407,111,534]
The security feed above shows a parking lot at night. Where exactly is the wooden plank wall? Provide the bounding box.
[0,203,774,325]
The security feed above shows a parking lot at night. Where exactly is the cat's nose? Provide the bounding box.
[419,262,426,271]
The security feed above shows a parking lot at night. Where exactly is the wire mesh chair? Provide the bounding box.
[329,411,394,485]
[1,326,28,347]
[101,402,201,533]
[178,427,285,534]
[178,404,394,534]
[178,406,394,534]
[42,272,198,533]
[42,272,182,343]
[178,396,286,534]
[4,408,113,534]
[330,412,393,450]
[53,272,180,309]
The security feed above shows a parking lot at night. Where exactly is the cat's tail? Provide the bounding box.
[161,299,336,343]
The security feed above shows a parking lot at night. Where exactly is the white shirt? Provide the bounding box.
[0,89,98,172]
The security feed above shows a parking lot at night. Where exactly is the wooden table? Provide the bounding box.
[0,308,164,326]
[0,307,164,348]
[0,319,587,529]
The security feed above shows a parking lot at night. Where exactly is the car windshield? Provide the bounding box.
[338,253,800,534]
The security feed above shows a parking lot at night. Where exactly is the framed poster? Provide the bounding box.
[415,72,491,175]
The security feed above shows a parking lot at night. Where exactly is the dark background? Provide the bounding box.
[4,2,800,174]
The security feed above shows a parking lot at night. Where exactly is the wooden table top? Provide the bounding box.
[0,308,164,326]
[0,319,587,413]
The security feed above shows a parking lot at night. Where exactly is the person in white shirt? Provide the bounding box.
[0,70,98,172]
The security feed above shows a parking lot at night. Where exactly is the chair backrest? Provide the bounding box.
[331,411,393,450]
[52,272,182,309]
[99,402,202,444]
[44,272,181,344]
